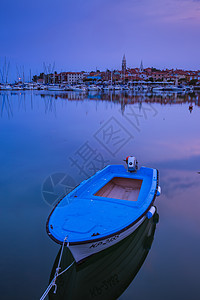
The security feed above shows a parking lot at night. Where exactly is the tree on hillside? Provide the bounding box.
[32,75,38,82]
[151,67,161,72]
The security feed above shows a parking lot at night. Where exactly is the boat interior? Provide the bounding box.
[94,177,143,201]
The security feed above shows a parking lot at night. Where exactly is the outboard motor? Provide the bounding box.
[125,156,138,172]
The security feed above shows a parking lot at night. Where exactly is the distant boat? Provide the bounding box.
[88,84,100,91]
[11,85,23,90]
[129,85,141,92]
[153,85,186,93]
[47,84,65,91]
[113,85,122,90]
[142,85,149,92]
[184,86,193,92]
[103,85,114,91]
[48,212,159,300]
[0,84,12,90]
[152,86,165,92]
[72,85,87,92]
[165,85,185,92]
[122,85,129,90]
[46,156,161,264]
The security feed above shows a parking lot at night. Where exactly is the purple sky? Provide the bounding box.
[1,0,200,81]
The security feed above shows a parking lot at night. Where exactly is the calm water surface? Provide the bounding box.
[0,91,200,300]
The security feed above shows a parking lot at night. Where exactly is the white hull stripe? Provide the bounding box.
[69,216,146,263]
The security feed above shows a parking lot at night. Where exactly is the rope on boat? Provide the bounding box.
[40,236,75,300]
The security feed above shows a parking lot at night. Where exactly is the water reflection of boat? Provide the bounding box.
[48,212,159,300]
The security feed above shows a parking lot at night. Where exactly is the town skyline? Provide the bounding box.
[27,55,200,86]
[1,55,200,84]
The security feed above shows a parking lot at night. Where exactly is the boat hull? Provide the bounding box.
[69,216,146,264]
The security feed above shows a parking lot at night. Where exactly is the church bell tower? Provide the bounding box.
[122,54,126,81]
[122,54,126,73]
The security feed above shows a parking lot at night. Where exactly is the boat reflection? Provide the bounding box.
[48,211,159,300]
[0,93,13,118]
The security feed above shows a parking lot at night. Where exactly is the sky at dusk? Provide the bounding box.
[0,0,200,81]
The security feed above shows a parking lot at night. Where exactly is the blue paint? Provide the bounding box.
[146,211,153,219]
[146,206,156,219]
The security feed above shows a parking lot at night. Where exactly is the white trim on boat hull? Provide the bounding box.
[69,216,146,263]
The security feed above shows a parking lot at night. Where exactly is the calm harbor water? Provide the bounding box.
[0,90,200,300]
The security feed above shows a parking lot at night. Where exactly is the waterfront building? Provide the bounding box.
[37,78,45,84]
[59,72,84,84]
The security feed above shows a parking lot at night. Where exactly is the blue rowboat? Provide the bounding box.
[46,157,160,264]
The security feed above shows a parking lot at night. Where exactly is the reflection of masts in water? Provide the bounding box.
[0,94,13,118]
[17,92,26,112]
[30,92,33,110]
[44,96,57,116]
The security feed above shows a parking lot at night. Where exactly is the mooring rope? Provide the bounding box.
[40,236,75,300]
